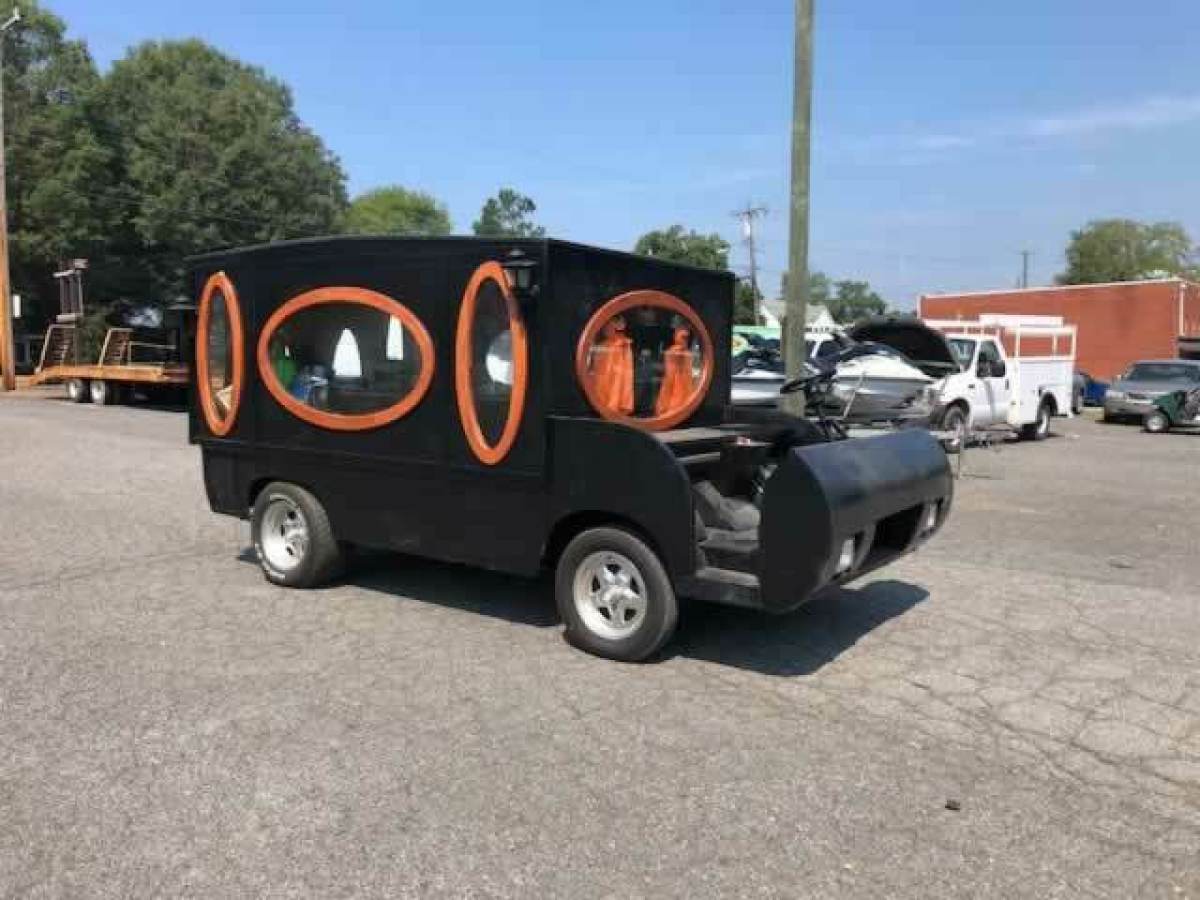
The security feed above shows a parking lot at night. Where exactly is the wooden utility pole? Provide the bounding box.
[782,0,814,414]
[0,7,20,392]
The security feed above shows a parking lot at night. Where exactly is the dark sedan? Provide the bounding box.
[1103,360,1200,422]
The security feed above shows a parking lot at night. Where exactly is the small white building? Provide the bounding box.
[761,300,839,333]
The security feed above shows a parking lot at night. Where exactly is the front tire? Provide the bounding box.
[66,378,89,403]
[251,482,343,588]
[1143,410,1170,434]
[939,404,969,455]
[1021,401,1052,441]
[555,527,678,662]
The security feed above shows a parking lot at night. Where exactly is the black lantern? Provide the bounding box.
[501,250,539,302]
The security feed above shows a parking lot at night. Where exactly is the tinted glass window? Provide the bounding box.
[581,304,708,421]
[1125,363,1200,382]
[978,341,1002,366]
[205,292,234,417]
[948,339,976,369]
[266,302,425,416]
[469,280,514,446]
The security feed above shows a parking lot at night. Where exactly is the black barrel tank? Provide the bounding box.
[759,428,952,612]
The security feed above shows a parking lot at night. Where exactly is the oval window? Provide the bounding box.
[455,261,528,465]
[576,290,714,431]
[257,286,435,431]
[197,271,244,436]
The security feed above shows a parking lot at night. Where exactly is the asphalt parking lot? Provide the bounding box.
[1,390,1198,898]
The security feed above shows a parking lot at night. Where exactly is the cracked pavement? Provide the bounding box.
[0,391,1197,897]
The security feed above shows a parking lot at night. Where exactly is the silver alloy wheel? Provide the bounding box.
[259,496,310,573]
[572,550,648,640]
[943,407,967,452]
[66,379,82,401]
[1037,405,1050,436]
[89,380,107,404]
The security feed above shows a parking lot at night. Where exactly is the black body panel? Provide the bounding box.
[760,429,952,611]
[192,237,730,578]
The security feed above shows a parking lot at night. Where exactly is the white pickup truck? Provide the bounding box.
[851,315,1077,445]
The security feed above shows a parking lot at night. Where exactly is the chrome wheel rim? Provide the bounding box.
[260,497,309,572]
[66,380,80,400]
[1038,408,1050,436]
[573,551,648,640]
[945,410,967,451]
[89,381,105,403]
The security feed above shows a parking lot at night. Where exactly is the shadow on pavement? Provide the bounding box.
[44,393,188,413]
[239,546,927,674]
[670,579,928,677]
[340,551,559,628]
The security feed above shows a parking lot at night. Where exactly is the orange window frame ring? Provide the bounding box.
[455,261,530,465]
[575,290,715,432]
[256,286,436,432]
[196,271,246,437]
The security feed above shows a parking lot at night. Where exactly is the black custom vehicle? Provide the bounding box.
[189,237,952,661]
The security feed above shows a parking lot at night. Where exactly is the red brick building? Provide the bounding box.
[919,279,1200,381]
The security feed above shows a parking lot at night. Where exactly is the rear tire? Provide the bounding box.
[1072,388,1084,415]
[251,482,343,588]
[66,378,89,403]
[89,379,117,405]
[555,527,678,662]
[1143,410,1170,434]
[1021,401,1052,441]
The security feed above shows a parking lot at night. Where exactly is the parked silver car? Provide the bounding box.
[1103,359,1200,421]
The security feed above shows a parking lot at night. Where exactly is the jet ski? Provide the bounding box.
[822,342,935,421]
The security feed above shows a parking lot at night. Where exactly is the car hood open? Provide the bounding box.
[847,317,961,379]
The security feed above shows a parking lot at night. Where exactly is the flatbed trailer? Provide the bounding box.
[29,323,189,404]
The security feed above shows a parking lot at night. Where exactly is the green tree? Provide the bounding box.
[1058,219,1198,285]
[634,225,730,270]
[344,186,452,236]
[5,2,116,328]
[829,280,887,324]
[472,188,545,238]
[778,271,885,325]
[778,270,833,308]
[95,39,347,302]
[734,280,762,325]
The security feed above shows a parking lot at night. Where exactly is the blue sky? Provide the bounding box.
[55,0,1200,307]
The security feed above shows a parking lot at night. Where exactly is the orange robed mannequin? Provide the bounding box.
[592,318,634,414]
[655,327,696,416]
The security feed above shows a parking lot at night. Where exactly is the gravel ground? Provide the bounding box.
[1,390,1198,898]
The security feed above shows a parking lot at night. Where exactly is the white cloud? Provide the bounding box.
[1023,95,1200,137]
[843,94,1200,163]
[913,134,976,151]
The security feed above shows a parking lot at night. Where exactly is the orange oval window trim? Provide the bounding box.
[196,271,245,437]
[455,261,530,465]
[575,290,714,432]
[256,286,436,432]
